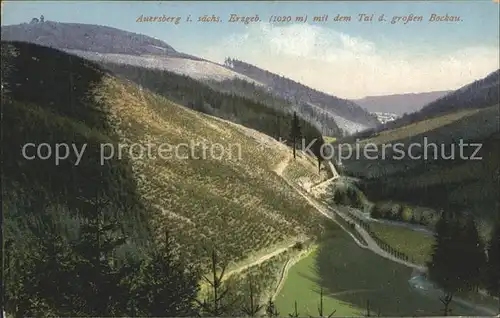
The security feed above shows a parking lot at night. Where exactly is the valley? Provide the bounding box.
[1,11,499,318]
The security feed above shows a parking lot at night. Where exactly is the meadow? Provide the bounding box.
[275,232,483,317]
[368,222,434,266]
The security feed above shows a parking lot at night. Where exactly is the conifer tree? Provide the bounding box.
[486,219,500,313]
[195,248,234,316]
[71,196,127,316]
[427,210,464,315]
[264,298,280,317]
[459,215,486,292]
[240,278,264,317]
[289,112,302,159]
[311,137,324,173]
[119,231,200,317]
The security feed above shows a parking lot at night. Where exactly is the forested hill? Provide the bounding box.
[206,77,343,137]
[419,69,499,116]
[3,21,356,136]
[224,58,380,133]
[3,40,330,316]
[101,62,327,155]
[373,69,500,134]
[1,20,199,59]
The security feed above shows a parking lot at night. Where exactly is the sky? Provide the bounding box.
[2,1,499,99]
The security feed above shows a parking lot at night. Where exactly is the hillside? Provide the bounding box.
[373,70,499,133]
[205,77,343,137]
[62,49,260,84]
[1,20,197,59]
[338,105,500,233]
[1,21,375,136]
[98,62,328,156]
[224,58,380,134]
[2,41,334,316]
[419,69,499,116]
[354,90,451,115]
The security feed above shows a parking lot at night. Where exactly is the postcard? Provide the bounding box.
[1,1,499,317]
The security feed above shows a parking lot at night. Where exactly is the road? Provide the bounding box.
[222,156,497,316]
[345,206,434,237]
[275,156,498,316]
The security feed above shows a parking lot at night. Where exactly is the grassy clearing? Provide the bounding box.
[369,222,434,266]
[275,245,362,316]
[276,232,482,317]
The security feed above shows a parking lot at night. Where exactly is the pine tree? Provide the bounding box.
[486,219,500,313]
[289,112,302,159]
[459,215,486,292]
[119,231,200,316]
[315,287,336,318]
[240,278,264,317]
[276,115,281,140]
[311,137,324,174]
[427,210,464,315]
[195,248,234,316]
[264,298,279,317]
[71,196,127,316]
[4,208,75,317]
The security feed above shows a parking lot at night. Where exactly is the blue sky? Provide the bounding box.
[2,1,499,98]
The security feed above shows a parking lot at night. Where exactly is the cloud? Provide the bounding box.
[197,23,499,99]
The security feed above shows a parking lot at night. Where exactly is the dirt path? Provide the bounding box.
[221,156,497,316]
[274,156,368,249]
[272,156,498,316]
[271,259,292,300]
[309,175,339,191]
[223,243,295,281]
[273,155,291,176]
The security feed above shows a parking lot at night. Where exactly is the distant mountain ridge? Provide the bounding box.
[422,69,499,115]
[224,58,380,134]
[372,69,500,133]
[1,20,199,59]
[2,21,377,135]
[354,90,452,115]
[205,77,343,137]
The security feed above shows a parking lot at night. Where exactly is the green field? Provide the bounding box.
[369,222,435,266]
[275,233,482,317]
